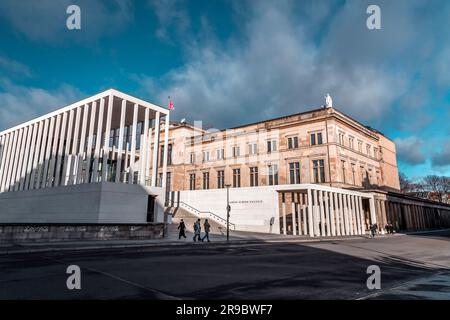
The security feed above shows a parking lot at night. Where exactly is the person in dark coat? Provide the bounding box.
[178,219,186,239]
[201,219,211,242]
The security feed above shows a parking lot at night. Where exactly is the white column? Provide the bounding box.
[352,195,360,235]
[333,192,340,236]
[69,106,82,185]
[330,192,336,236]
[369,197,377,225]
[48,114,62,187]
[151,112,161,187]
[115,99,127,183]
[162,112,170,188]
[36,120,49,189]
[348,194,355,235]
[92,98,105,183]
[41,117,55,188]
[357,196,364,234]
[302,204,307,235]
[19,125,33,190]
[338,193,345,235]
[102,95,113,182]
[76,105,89,184]
[319,190,326,236]
[7,128,24,190]
[0,134,7,188]
[129,103,138,184]
[291,195,297,236]
[85,101,97,183]
[324,192,331,236]
[145,123,152,184]
[1,132,14,191]
[297,197,302,235]
[54,112,68,186]
[61,109,75,185]
[14,126,29,191]
[307,188,314,237]
[24,125,37,190]
[29,122,44,190]
[282,198,287,235]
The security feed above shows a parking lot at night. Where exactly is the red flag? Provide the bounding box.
[168,97,174,110]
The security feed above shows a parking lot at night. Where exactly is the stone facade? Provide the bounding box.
[156,106,400,193]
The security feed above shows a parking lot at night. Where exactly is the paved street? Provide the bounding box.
[1,230,449,300]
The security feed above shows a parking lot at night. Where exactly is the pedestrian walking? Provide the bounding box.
[370,223,378,238]
[193,219,201,242]
[201,219,211,242]
[178,219,186,239]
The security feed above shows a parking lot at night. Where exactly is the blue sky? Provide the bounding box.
[0,0,449,180]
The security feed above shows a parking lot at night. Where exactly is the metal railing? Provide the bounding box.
[178,201,236,230]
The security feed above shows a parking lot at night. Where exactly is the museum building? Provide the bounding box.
[0,90,449,239]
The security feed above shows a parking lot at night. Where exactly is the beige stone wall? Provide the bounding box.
[156,107,400,192]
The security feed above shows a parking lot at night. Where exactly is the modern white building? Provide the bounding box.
[0,89,170,224]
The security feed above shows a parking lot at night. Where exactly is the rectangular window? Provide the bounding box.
[249,167,258,187]
[317,132,323,145]
[289,162,300,184]
[358,141,363,153]
[158,173,163,187]
[167,144,172,165]
[216,148,224,160]
[310,133,316,146]
[366,144,371,156]
[339,133,344,145]
[248,143,257,155]
[267,139,277,153]
[189,173,196,190]
[232,146,240,158]
[202,151,209,162]
[349,137,354,149]
[203,172,210,190]
[341,160,346,183]
[268,164,279,185]
[217,170,225,189]
[189,152,195,164]
[287,136,299,149]
[312,159,325,183]
[233,168,241,188]
[373,148,378,159]
[351,164,356,185]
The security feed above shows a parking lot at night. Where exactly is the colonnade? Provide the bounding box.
[0,89,170,193]
[279,185,376,237]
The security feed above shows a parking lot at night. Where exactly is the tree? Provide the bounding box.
[399,172,414,193]
[422,175,450,203]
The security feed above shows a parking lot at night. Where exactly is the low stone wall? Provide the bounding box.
[0,223,165,244]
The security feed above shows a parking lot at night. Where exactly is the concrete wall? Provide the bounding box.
[0,182,166,224]
[178,186,281,234]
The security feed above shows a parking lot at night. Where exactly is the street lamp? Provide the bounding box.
[225,184,231,243]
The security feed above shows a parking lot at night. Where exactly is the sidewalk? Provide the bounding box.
[1,228,448,255]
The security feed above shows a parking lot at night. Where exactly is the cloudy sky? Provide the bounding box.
[0,0,449,179]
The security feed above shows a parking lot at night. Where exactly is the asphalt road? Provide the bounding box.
[1,230,449,300]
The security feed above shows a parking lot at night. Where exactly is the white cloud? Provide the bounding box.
[394,136,426,165]
[0,79,83,131]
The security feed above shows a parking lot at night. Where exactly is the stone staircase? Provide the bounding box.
[168,206,228,236]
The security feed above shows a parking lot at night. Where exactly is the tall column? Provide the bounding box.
[140,108,150,185]
[307,188,314,237]
[115,99,127,183]
[41,117,55,188]
[69,107,82,185]
[76,105,89,184]
[341,193,348,235]
[0,134,8,189]
[61,109,75,185]
[358,197,365,234]
[102,95,114,183]
[291,193,297,236]
[29,122,44,190]
[92,99,105,183]
[324,192,331,236]
[7,128,24,191]
[151,112,161,187]
[351,195,360,235]
[330,192,336,236]
[48,114,62,187]
[1,132,14,191]
[14,126,29,191]
[19,125,33,190]
[36,119,49,189]
[318,190,325,236]
[348,195,355,235]
[129,103,138,184]
[54,112,68,186]
[282,195,287,235]
[296,194,302,235]
[162,112,170,188]
[369,197,377,225]
[85,101,97,183]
